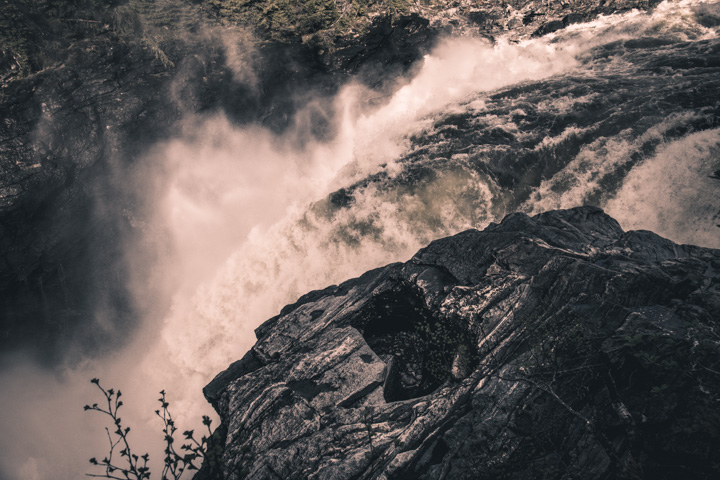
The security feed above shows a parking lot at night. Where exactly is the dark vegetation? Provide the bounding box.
[85,378,222,480]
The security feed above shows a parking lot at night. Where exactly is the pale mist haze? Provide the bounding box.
[1,1,720,479]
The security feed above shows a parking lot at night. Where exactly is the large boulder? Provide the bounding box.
[199,206,720,479]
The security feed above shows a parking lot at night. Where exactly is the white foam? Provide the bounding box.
[523,112,707,214]
[605,128,720,248]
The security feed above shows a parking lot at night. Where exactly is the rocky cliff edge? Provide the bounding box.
[198,207,720,479]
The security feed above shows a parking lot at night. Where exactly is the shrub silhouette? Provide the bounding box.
[84,378,221,480]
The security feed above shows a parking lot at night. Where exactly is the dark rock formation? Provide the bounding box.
[199,207,720,479]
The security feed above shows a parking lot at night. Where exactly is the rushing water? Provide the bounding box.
[1,1,719,479]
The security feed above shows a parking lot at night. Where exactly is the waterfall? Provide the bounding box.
[1,1,718,478]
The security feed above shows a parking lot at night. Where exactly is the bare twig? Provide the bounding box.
[85,379,216,480]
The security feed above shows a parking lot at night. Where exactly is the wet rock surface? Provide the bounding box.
[199,207,720,480]
[0,0,666,358]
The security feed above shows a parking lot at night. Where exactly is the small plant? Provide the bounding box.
[84,378,220,480]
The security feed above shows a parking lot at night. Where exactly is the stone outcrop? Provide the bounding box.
[199,207,720,479]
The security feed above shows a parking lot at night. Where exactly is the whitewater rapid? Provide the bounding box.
[158,0,720,386]
[1,1,719,479]
[151,0,720,470]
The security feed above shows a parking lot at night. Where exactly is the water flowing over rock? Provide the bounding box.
[199,207,720,480]
[0,0,684,359]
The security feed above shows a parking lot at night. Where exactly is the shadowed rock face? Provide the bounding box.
[199,207,720,480]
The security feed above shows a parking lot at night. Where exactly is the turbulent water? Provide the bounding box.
[2,1,720,479]
[161,0,720,387]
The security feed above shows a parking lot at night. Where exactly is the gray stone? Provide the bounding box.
[197,207,720,479]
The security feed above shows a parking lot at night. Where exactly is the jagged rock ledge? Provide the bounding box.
[197,207,720,479]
